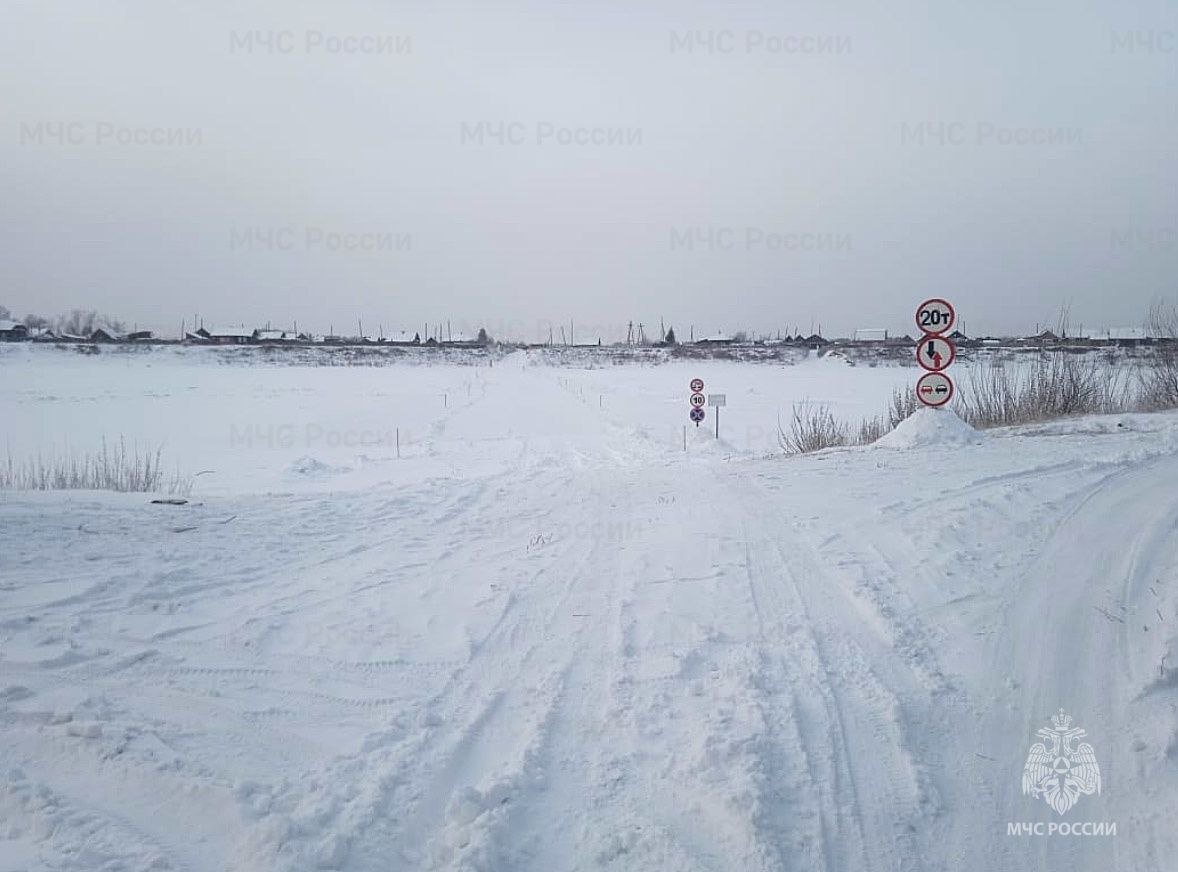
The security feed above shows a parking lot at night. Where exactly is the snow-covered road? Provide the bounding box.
[3,352,1177,871]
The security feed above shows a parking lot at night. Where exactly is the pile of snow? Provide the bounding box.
[875,408,981,449]
[286,455,349,476]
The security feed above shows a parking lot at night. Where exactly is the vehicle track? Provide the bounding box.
[733,472,929,872]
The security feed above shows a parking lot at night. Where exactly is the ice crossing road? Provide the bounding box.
[2,361,1177,871]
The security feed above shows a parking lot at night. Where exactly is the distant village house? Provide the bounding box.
[0,320,29,341]
[695,331,734,346]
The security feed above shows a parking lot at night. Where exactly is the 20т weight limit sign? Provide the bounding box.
[916,298,955,336]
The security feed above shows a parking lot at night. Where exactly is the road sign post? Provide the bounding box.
[688,378,706,428]
[708,393,726,438]
[915,299,958,408]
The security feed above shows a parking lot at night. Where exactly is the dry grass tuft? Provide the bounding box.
[2,437,192,495]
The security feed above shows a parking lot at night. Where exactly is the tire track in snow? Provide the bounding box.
[737,522,864,871]
[987,454,1178,872]
[587,469,813,871]
[230,472,626,870]
[403,478,629,869]
[3,728,246,872]
[1,773,189,872]
[733,472,929,872]
[475,476,634,871]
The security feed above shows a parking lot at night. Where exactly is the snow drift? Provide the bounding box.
[875,407,981,449]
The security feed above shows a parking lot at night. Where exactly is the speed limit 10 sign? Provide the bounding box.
[916,298,955,336]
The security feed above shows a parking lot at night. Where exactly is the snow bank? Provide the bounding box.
[286,455,348,476]
[875,408,980,449]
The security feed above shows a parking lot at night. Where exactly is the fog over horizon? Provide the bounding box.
[2,0,1175,343]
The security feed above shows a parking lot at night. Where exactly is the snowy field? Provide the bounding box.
[0,345,922,495]
[2,344,1178,871]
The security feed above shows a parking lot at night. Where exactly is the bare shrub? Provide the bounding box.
[795,349,1169,455]
[778,401,850,454]
[781,311,1178,456]
[957,354,1132,428]
[855,415,888,446]
[1139,354,1178,410]
[784,387,924,452]
[1,438,191,495]
[854,387,920,445]
[1139,302,1178,410]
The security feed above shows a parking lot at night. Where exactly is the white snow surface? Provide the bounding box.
[2,344,1178,871]
[875,407,981,449]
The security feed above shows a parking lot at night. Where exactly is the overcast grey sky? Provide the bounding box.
[2,0,1175,341]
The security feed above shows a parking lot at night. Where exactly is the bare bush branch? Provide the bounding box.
[956,354,1134,428]
[778,401,850,454]
[1139,301,1178,410]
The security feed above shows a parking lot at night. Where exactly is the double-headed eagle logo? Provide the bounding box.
[1021,709,1102,815]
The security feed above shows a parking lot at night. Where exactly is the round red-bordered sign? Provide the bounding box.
[690,407,705,423]
[690,392,706,408]
[690,378,704,393]
[915,298,955,336]
[915,334,956,372]
[916,372,954,407]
